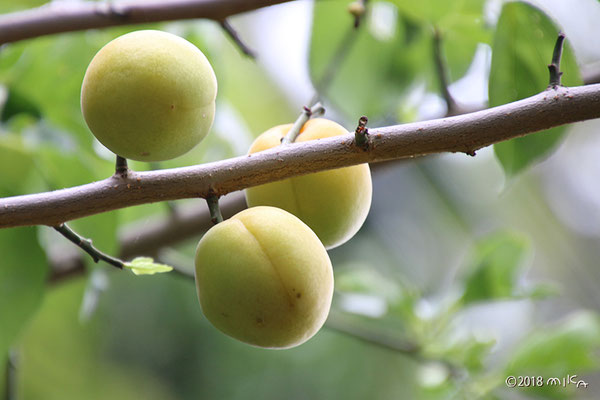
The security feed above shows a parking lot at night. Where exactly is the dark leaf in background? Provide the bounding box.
[1,87,42,122]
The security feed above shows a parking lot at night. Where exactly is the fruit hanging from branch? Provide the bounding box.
[194,206,334,349]
[81,29,217,162]
[245,118,372,249]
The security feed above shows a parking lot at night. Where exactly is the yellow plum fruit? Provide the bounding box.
[194,206,333,349]
[81,30,217,161]
[245,118,372,249]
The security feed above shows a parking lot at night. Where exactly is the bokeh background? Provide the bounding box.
[1,0,600,399]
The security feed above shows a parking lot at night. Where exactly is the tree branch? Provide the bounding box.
[0,0,294,45]
[2,84,600,228]
[48,192,247,283]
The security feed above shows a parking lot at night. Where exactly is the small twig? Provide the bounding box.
[325,313,463,378]
[310,25,361,106]
[115,155,129,177]
[548,32,566,88]
[433,27,459,116]
[4,350,17,400]
[281,103,326,145]
[325,314,420,354]
[54,223,124,269]
[219,19,256,59]
[206,195,223,225]
[354,116,369,150]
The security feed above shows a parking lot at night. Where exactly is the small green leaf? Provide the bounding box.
[490,2,582,177]
[460,231,530,304]
[124,257,173,276]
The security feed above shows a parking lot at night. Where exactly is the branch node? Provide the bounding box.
[548,32,566,88]
[281,103,325,145]
[354,116,370,150]
[220,19,257,59]
[115,155,129,178]
[206,194,223,225]
[465,150,476,157]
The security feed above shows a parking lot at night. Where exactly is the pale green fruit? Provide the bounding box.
[245,118,372,249]
[195,206,334,349]
[81,30,217,161]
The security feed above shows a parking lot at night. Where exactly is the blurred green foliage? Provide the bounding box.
[490,2,582,177]
[1,0,600,399]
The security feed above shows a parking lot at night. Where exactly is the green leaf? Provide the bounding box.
[490,2,582,177]
[0,227,48,358]
[1,87,42,121]
[505,311,600,398]
[460,231,530,304]
[392,0,484,24]
[393,0,489,81]
[0,134,35,195]
[124,257,173,276]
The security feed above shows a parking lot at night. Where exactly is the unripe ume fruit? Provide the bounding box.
[194,206,334,349]
[81,30,217,161]
[245,118,372,249]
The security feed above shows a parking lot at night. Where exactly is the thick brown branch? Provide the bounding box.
[0,0,294,45]
[2,84,600,228]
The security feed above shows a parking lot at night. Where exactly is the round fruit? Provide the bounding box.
[194,206,334,349]
[245,118,372,249]
[81,30,217,161]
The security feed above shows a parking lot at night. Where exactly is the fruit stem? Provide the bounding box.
[206,195,223,225]
[281,103,325,145]
[53,223,124,269]
[548,32,566,88]
[115,155,129,177]
[354,116,369,150]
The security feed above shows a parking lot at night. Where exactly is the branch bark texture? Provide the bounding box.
[1,85,600,228]
[0,0,294,45]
